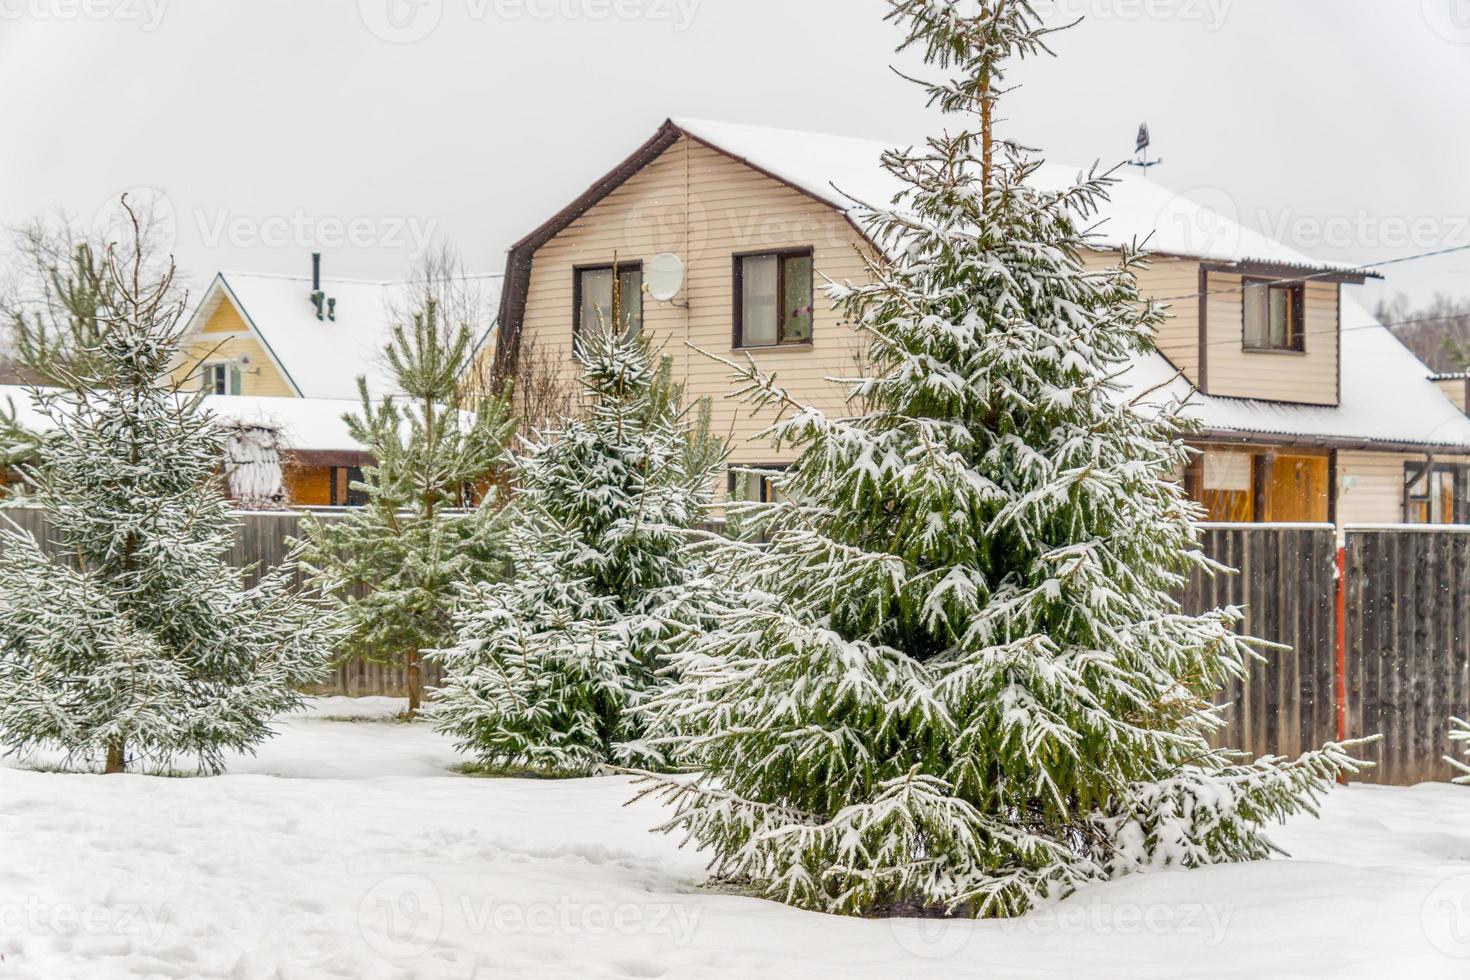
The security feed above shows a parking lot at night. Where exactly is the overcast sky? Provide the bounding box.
[2,0,1468,313]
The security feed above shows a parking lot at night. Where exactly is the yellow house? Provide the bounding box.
[176,257,502,506]
[489,118,1470,525]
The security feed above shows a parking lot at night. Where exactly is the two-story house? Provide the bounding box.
[489,118,1470,525]
[173,257,502,506]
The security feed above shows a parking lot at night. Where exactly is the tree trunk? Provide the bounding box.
[406,647,422,718]
[104,739,125,774]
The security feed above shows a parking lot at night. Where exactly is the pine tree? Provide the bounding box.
[637,0,1359,917]
[300,295,516,716]
[0,205,331,774]
[431,318,723,776]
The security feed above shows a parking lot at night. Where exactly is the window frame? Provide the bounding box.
[732,247,815,350]
[571,261,643,355]
[1404,460,1467,525]
[726,463,789,504]
[201,361,241,396]
[1241,277,1307,354]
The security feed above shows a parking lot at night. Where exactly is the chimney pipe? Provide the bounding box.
[311,252,321,292]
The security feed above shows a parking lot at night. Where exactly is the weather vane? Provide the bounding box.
[1126,122,1163,174]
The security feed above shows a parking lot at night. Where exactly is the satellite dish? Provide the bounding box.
[646,252,685,302]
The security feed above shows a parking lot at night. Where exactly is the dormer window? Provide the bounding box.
[202,362,241,395]
[1243,279,1305,352]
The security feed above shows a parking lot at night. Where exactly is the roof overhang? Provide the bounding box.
[1198,258,1380,285]
[1195,428,1470,456]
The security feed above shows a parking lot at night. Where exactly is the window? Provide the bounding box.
[1243,280,1305,352]
[1405,462,1466,524]
[330,466,368,507]
[734,249,813,348]
[201,362,241,395]
[573,263,642,354]
[727,464,787,504]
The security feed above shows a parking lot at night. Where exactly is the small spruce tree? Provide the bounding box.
[431,317,723,775]
[300,295,516,716]
[638,0,1358,917]
[0,205,331,774]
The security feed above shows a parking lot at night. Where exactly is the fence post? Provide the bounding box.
[1334,538,1349,782]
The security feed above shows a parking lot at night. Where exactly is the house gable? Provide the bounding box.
[506,129,874,461]
[175,279,301,398]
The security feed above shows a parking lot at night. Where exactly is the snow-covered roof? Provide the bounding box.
[668,118,1470,450]
[186,271,503,401]
[1125,299,1470,451]
[672,117,1372,275]
[0,386,367,454]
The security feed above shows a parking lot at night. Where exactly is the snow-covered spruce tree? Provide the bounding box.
[0,207,331,774]
[300,297,516,716]
[431,317,723,776]
[637,0,1358,917]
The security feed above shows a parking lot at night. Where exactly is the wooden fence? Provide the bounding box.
[0,506,443,697]
[6,505,1470,783]
[1182,522,1470,785]
[1179,525,1340,764]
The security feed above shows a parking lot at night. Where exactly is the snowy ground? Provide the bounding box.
[2,698,1469,979]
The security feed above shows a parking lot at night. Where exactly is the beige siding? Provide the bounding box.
[174,300,297,397]
[516,135,869,471]
[1081,250,1201,384]
[1337,451,1412,524]
[1203,272,1339,405]
[1433,378,1468,413]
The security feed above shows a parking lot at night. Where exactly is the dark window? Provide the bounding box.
[573,263,642,354]
[727,464,787,504]
[330,466,368,507]
[734,249,814,348]
[202,362,241,395]
[1243,280,1305,352]
[1405,461,1466,524]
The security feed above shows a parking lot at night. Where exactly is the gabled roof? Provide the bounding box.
[493,118,1465,452]
[1129,300,1470,452]
[185,270,503,401]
